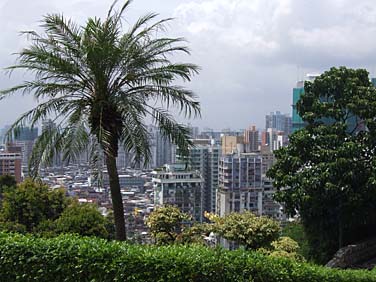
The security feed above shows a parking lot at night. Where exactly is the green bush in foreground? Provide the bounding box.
[0,233,375,282]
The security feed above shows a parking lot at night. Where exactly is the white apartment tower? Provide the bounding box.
[152,163,204,222]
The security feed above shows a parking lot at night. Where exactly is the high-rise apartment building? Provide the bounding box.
[177,139,221,213]
[221,135,244,155]
[217,153,262,216]
[266,111,285,132]
[13,126,38,169]
[265,111,292,147]
[261,129,283,152]
[152,163,203,222]
[148,125,175,169]
[292,74,320,133]
[243,125,259,152]
[0,146,22,182]
[216,152,282,219]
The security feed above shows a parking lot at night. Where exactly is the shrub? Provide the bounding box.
[54,203,111,239]
[0,232,375,282]
[207,211,281,250]
[146,205,191,244]
[1,179,69,231]
[282,221,310,260]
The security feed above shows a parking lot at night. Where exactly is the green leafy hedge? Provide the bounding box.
[0,232,375,282]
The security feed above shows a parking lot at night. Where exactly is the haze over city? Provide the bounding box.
[1,0,376,129]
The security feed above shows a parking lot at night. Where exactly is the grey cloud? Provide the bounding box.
[1,0,376,130]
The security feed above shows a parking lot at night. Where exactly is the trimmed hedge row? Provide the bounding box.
[0,232,375,282]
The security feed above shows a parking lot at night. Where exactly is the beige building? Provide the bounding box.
[0,150,22,183]
[221,135,244,155]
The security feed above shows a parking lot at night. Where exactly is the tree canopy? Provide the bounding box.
[267,67,376,263]
[146,205,191,244]
[0,179,114,239]
[206,211,280,250]
[0,179,69,231]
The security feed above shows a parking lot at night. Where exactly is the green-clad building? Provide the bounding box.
[292,74,376,133]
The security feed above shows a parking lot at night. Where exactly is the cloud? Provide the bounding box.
[174,0,291,56]
[1,0,376,130]
[174,0,376,66]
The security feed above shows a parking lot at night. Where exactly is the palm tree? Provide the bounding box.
[1,0,200,240]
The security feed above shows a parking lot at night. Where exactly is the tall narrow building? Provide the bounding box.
[13,126,38,170]
[216,152,283,220]
[152,163,203,222]
[292,74,319,133]
[148,125,175,169]
[177,139,221,213]
[217,153,263,216]
[0,145,22,182]
[243,125,259,152]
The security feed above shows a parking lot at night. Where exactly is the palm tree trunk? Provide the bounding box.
[105,153,126,241]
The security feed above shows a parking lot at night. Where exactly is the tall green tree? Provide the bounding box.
[1,179,69,231]
[267,67,376,263]
[52,202,113,239]
[146,205,191,245]
[1,0,200,240]
[0,175,17,206]
[0,175,16,192]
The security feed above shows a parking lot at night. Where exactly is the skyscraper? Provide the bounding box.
[265,111,292,137]
[148,125,175,169]
[177,139,221,213]
[14,127,38,141]
[152,163,203,222]
[292,74,320,133]
[217,153,263,216]
[13,126,38,169]
[216,152,283,220]
[243,125,259,152]
[0,145,22,182]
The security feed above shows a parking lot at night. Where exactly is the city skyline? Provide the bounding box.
[1,0,376,129]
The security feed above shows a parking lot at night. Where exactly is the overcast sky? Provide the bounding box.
[1,0,376,131]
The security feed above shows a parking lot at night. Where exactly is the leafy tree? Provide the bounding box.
[207,211,280,250]
[0,175,16,192]
[53,202,113,239]
[1,0,200,241]
[175,223,212,245]
[0,179,69,231]
[268,236,305,262]
[0,175,17,208]
[146,205,191,244]
[267,67,376,263]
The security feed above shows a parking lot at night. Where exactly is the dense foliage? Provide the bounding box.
[0,232,375,282]
[0,179,114,239]
[268,67,376,263]
[146,205,191,244]
[1,0,200,241]
[282,222,310,260]
[207,211,281,250]
[0,179,69,231]
[0,175,17,208]
[0,175,16,194]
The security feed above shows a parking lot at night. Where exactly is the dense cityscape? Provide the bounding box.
[0,106,294,239]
